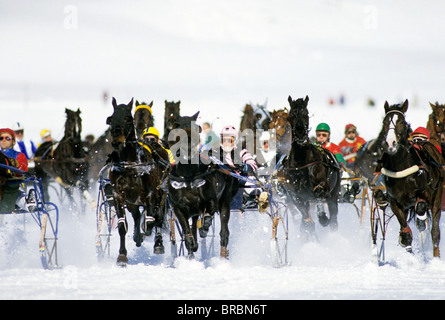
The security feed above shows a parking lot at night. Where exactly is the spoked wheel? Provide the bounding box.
[29,181,61,270]
[370,186,392,266]
[95,179,116,261]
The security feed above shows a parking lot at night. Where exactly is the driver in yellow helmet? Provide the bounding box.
[141,127,175,165]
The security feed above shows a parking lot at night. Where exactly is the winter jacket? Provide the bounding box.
[338,136,367,163]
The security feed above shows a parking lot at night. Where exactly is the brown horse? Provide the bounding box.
[426,102,445,154]
[134,100,154,138]
[269,108,292,157]
[377,100,445,257]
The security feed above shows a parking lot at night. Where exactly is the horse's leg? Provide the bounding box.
[219,201,231,259]
[175,208,195,259]
[199,198,217,238]
[127,204,143,247]
[390,199,412,252]
[431,188,443,257]
[297,200,315,241]
[115,200,129,265]
[153,195,165,255]
[327,198,339,231]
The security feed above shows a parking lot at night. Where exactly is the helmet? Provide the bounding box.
[0,128,16,141]
[40,129,51,139]
[344,123,357,133]
[142,127,160,139]
[12,122,24,132]
[316,123,330,133]
[410,127,430,140]
[220,125,238,140]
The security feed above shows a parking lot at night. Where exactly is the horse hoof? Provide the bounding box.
[117,254,128,266]
[199,215,213,238]
[220,246,229,259]
[433,246,440,258]
[144,218,155,236]
[398,227,413,248]
[329,218,338,231]
[134,234,143,247]
[317,213,329,227]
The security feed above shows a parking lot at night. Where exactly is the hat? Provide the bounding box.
[316,123,330,133]
[142,127,160,139]
[41,129,51,139]
[410,127,430,140]
[0,128,16,141]
[344,123,357,133]
[12,122,24,132]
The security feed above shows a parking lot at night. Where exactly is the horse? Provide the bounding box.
[134,100,154,138]
[354,138,385,182]
[163,100,181,147]
[283,95,341,236]
[239,102,271,150]
[168,112,238,259]
[34,108,93,209]
[426,101,445,155]
[269,108,292,157]
[376,99,445,257]
[106,97,170,266]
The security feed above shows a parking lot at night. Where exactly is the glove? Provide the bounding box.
[7,157,19,168]
[242,163,253,175]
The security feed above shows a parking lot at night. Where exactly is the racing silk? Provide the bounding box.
[14,139,37,160]
[1,148,28,173]
[338,135,367,163]
[315,141,345,166]
[221,147,258,172]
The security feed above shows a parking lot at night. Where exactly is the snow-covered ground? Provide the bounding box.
[1,0,445,301]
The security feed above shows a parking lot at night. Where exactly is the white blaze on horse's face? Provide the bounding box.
[386,113,399,153]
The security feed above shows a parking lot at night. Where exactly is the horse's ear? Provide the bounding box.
[136,100,140,106]
[128,98,134,110]
[112,97,117,108]
[384,101,390,113]
[401,99,409,113]
[149,101,153,107]
[429,102,436,110]
[192,111,200,121]
[304,95,309,104]
[288,96,292,104]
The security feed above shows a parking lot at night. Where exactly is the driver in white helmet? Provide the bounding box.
[219,125,257,174]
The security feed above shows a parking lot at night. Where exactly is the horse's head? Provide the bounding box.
[269,108,290,141]
[428,102,445,140]
[106,97,135,151]
[288,95,310,144]
[170,111,201,161]
[64,108,82,142]
[134,100,154,138]
[164,100,181,140]
[381,99,411,154]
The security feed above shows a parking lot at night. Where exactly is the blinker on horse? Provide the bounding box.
[107,97,169,266]
[377,100,445,257]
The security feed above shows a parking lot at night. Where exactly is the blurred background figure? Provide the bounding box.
[12,121,37,160]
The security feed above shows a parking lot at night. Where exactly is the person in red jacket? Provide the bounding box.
[338,123,366,169]
[0,128,28,174]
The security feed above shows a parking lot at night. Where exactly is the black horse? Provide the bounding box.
[107,97,170,266]
[376,100,445,257]
[283,95,341,236]
[34,108,92,209]
[354,138,385,182]
[168,112,238,259]
[163,100,181,147]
